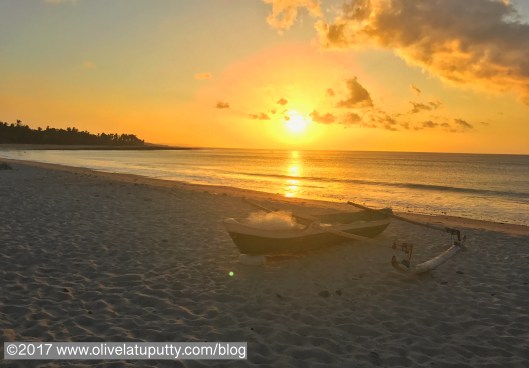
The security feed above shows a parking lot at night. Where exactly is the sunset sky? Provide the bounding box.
[1,0,529,153]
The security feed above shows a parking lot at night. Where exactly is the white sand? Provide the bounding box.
[1,159,528,367]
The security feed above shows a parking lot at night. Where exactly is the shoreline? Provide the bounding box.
[2,157,528,237]
[0,143,196,151]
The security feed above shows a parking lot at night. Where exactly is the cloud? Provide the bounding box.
[250,112,271,120]
[409,100,442,114]
[430,100,442,109]
[309,107,476,132]
[454,118,473,130]
[316,0,529,104]
[263,0,321,31]
[412,118,474,132]
[421,120,439,129]
[195,72,212,80]
[368,110,398,131]
[340,112,362,125]
[82,60,95,69]
[410,84,421,96]
[326,88,335,97]
[215,102,230,109]
[310,110,336,124]
[310,109,399,130]
[310,110,366,127]
[336,77,373,108]
[409,102,432,114]
[276,98,288,105]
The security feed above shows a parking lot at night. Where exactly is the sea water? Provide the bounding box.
[2,149,528,226]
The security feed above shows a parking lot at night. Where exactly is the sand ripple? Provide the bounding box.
[1,162,528,367]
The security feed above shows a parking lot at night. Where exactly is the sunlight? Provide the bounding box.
[285,110,309,134]
[285,179,300,198]
[285,160,302,198]
[288,163,301,177]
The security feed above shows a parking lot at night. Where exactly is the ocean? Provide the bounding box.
[2,149,528,226]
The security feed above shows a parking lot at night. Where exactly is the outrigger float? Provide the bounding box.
[223,199,466,274]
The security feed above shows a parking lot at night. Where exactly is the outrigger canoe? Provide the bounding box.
[223,208,392,256]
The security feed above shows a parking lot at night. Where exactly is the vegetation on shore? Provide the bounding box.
[0,120,144,146]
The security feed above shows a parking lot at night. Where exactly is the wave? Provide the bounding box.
[234,171,529,200]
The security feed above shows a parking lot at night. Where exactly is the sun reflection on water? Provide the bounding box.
[284,151,302,198]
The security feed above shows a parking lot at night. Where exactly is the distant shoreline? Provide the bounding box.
[0,143,196,151]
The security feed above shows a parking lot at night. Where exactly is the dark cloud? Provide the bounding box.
[454,118,473,129]
[341,112,362,125]
[412,119,475,132]
[316,0,529,104]
[421,120,439,129]
[326,88,335,97]
[399,121,412,130]
[276,98,288,106]
[310,110,336,124]
[410,102,433,114]
[410,118,476,131]
[340,110,400,130]
[309,105,476,133]
[411,84,421,96]
[430,100,442,109]
[215,102,230,109]
[410,100,442,114]
[249,112,271,120]
[370,111,398,131]
[336,77,373,108]
[310,110,365,127]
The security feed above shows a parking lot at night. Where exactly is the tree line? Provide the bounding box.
[0,120,145,146]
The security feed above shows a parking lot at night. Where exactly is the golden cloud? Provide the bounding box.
[316,0,529,104]
[336,77,373,108]
[263,0,321,30]
[215,102,230,109]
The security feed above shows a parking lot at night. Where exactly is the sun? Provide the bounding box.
[285,110,309,134]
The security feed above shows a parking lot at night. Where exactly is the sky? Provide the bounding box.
[1,0,529,153]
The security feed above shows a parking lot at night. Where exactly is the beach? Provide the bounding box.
[1,159,528,367]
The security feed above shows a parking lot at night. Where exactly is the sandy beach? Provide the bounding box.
[1,159,528,367]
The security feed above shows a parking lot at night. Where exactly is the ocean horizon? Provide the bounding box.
[2,148,528,226]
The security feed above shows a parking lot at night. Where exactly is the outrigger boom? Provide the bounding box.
[347,201,467,274]
[233,198,466,274]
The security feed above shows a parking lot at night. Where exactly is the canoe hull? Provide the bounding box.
[227,223,390,255]
[224,210,391,255]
